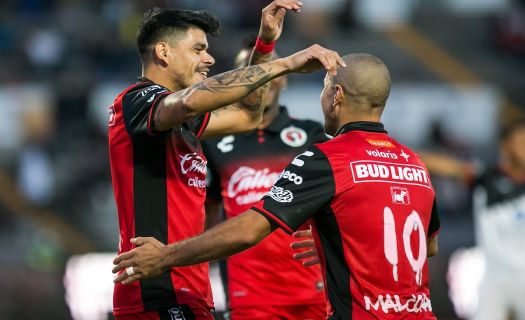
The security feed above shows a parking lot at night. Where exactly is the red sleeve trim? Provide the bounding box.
[251,204,294,235]
[429,228,440,238]
[146,92,171,136]
[196,112,211,138]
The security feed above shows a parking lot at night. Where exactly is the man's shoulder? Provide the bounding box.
[118,81,149,96]
[117,81,171,102]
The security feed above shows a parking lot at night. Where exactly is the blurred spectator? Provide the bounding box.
[24,28,65,68]
[422,119,525,320]
[493,0,525,56]
[17,112,55,205]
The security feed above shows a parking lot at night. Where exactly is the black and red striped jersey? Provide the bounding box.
[108,79,213,315]
[202,107,328,308]
[252,121,441,319]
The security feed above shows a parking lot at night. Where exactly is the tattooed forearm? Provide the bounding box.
[211,103,241,116]
[250,50,273,66]
[150,56,286,132]
[194,65,274,94]
[239,50,274,111]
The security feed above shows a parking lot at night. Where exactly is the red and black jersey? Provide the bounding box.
[252,121,441,319]
[202,107,328,308]
[108,79,212,315]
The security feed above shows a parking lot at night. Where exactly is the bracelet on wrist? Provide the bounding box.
[254,37,276,54]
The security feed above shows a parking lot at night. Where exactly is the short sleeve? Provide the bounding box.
[251,145,335,234]
[428,198,441,238]
[122,84,170,139]
[187,112,211,138]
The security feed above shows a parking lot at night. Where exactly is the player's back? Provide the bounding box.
[314,124,438,319]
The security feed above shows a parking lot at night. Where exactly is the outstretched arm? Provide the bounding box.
[153,44,345,133]
[113,209,275,284]
[419,152,475,183]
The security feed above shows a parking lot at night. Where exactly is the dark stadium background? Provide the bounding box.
[0,0,524,319]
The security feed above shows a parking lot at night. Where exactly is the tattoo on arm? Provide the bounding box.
[250,50,273,66]
[194,65,273,94]
[211,103,241,116]
[240,51,274,111]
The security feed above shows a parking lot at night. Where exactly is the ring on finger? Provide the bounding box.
[125,266,135,276]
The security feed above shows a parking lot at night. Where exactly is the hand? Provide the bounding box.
[258,0,303,43]
[112,237,168,285]
[284,44,347,76]
[291,228,320,267]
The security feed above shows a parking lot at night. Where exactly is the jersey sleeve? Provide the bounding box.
[428,198,441,238]
[122,84,170,139]
[251,145,335,234]
[187,112,211,139]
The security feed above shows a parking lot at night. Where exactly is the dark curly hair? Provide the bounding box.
[137,8,220,61]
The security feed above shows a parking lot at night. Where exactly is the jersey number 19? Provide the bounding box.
[383,207,426,286]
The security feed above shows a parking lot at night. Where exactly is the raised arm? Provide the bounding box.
[153,44,346,133]
[199,1,299,138]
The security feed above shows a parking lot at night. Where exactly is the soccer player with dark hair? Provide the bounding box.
[202,38,328,320]
[107,1,346,319]
[113,53,440,319]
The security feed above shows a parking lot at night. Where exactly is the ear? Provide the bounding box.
[153,42,170,66]
[332,85,344,109]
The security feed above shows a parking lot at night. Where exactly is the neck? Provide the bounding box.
[143,65,183,92]
[336,111,381,130]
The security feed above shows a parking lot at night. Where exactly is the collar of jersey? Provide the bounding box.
[137,76,152,84]
[335,121,387,136]
[136,77,170,91]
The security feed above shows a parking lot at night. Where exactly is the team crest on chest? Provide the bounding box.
[280,126,307,147]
